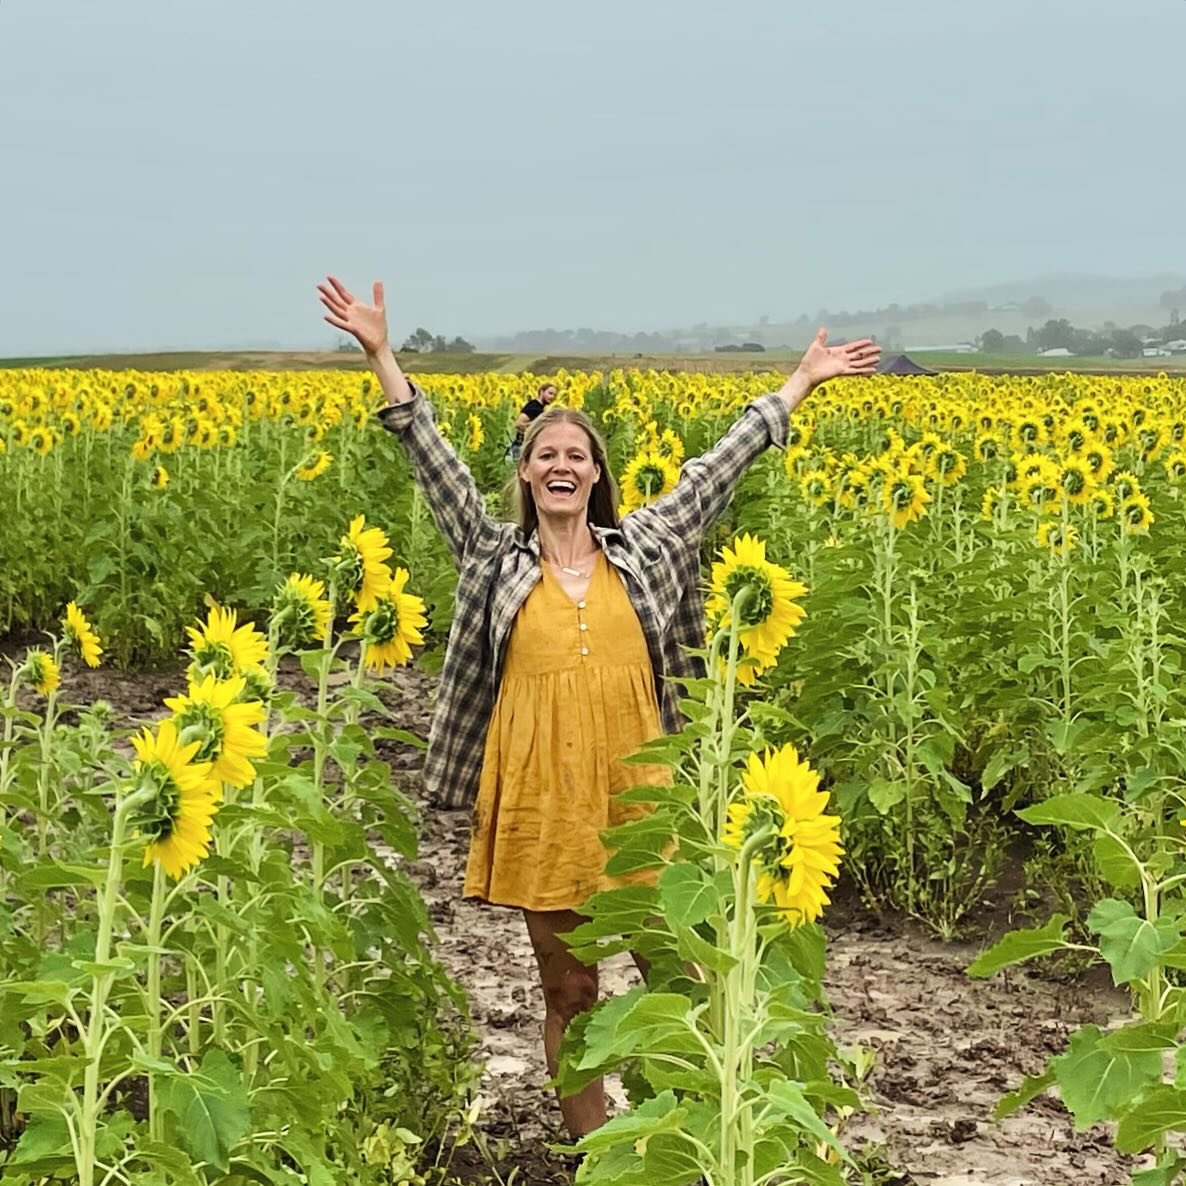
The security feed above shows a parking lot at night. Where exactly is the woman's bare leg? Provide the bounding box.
[523,909,605,1138]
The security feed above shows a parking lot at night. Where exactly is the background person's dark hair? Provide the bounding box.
[511,407,620,537]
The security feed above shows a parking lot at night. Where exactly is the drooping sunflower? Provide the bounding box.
[799,468,832,507]
[1056,458,1094,506]
[1090,488,1115,519]
[927,445,967,488]
[1036,519,1078,557]
[164,675,267,789]
[1163,450,1186,480]
[296,450,332,482]
[271,573,333,648]
[465,414,484,454]
[21,649,60,696]
[349,568,428,675]
[1112,471,1142,502]
[706,535,807,673]
[1120,492,1155,536]
[63,601,103,668]
[1018,471,1061,516]
[151,464,169,490]
[1082,443,1114,483]
[619,450,681,514]
[185,605,270,683]
[333,515,394,613]
[881,471,930,529]
[722,745,842,926]
[133,718,221,880]
[980,485,1005,522]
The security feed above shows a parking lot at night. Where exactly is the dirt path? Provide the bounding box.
[38,655,1141,1185]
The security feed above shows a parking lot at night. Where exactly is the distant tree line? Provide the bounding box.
[808,295,1053,328]
[980,311,1184,358]
[399,327,475,354]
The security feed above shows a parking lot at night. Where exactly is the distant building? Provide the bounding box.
[906,343,978,354]
[1164,339,1186,354]
[1038,347,1073,358]
[1143,347,1172,358]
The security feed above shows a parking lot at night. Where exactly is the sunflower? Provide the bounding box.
[465,413,484,453]
[707,535,807,674]
[63,601,103,668]
[271,572,333,647]
[882,471,930,529]
[722,745,842,926]
[980,485,1004,522]
[165,675,267,789]
[21,649,60,696]
[349,568,428,675]
[151,465,169,490]
[1163,451,1186,480]
[1018,472,1060,515]
[619,450,681,513]
[1036,519,1078,557]
[185,605,270,683]
[133,718,221,879]
[799,469,832,507]
[1056,459,1094,506]
[1120,492,1155,535]
[1112,471,1142,502]
[927,445,967,487]
[333,515,394,613]
[131,437,154,462]
[296,450,332,481]
[1083,443,1114,482]
[974,434,1004,462]
[1090,488,1115,519]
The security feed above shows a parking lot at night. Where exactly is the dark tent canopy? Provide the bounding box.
[876,353,936,376]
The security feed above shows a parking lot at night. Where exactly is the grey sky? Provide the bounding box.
[2,0,1183,355]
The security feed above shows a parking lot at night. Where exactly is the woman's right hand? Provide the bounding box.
[317,276,390,356]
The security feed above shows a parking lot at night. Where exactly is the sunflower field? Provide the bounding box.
[5,362,1186,1181]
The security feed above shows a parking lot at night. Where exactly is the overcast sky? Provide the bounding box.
[2,0,1183,355]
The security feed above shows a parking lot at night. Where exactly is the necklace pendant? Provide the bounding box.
[560,565,584,577]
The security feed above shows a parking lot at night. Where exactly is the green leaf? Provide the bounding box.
[867,778,907,814]
[981,745,1030,792]
[1115,1084,1186,1153]
[658,864,719,929]
[159,1049,250,1174]
[579,992,707,1070]
[572,1089,687,1156]
[966,915,1070,977]
[7,1112,75,1172]
[1088,899,1181,985]
[1097,1022,1180,1056]
[1132,1151,1186,1186]
[761,1080,849,1160]
[1051,1024,1162,1129]
[1017,793,1121,833]
[993,1069,1055,1120]
[1092,833,1142,889]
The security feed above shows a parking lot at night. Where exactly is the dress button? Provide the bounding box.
[581,647,589,656]
[579,622,588,631]
[577,600,586,609]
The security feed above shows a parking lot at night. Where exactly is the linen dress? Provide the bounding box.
[463,551,671,911]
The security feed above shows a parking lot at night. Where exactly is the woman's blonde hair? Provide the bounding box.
[513,408,620,536]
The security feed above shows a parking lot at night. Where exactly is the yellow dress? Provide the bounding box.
[464,551,671,911]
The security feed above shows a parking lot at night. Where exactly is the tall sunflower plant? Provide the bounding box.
[556,535,866,1186]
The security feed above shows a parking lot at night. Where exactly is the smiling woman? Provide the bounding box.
[315,272,879,1139]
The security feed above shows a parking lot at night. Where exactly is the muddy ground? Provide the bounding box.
[38,653,1142,1186]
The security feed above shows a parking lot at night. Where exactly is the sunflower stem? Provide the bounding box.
[146,860,167,1143]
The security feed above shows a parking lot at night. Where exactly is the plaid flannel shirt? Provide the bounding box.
[377,383,789,809]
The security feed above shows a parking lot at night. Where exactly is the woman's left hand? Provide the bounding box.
[779,329,881,410]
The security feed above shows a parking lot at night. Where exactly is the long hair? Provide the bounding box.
[513,407,620,537]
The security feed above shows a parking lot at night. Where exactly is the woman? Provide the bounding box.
[317,275,879,1137]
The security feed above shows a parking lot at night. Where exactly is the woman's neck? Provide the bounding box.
[537,517,597,567]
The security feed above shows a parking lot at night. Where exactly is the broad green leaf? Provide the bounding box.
[159,1048,250,1173]
[1092,833,1142,889]
[579,992,706,1070]
[1097,1022,1179,1056]
[6,1112,75,1172]
[1017,793,1121,833]
[981,745,1029,792]
[673,923,738,974]
[572,1089,687,1156]
[966,915,1070,977]
[867,778,907,814]
[1088,899,1181,985]
[760,1080,848,1160]
[993,1069,1055,1120]
[1115,1084,1186,1153]
[1051,1024,1162,1129]
[658,863,719,929]
[1132,1151,1186,1186]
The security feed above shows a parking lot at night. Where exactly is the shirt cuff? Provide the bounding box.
[751,391,790,450]
[375,381,428,433]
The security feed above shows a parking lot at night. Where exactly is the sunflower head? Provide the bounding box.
[349,568,428,675]
[882,471,930,529]
[132,718,221,880]
[20,649,61,697]
[165,675,267,790]
[271,572,334,649]
[330,515,394,613]
[1036,519,1078,557]
[151,465,169,490]
[296,450,332,482]
[620,450,681,512]
[723,745,842,927]
[63,601,103,668]
[185,605,270,683]
[1121,493,1155,536]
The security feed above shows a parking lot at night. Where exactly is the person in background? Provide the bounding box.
[508,381,558,459]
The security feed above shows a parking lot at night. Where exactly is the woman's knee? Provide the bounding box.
[540,963,599,1024]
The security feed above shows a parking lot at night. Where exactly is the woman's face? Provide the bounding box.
[520,422,601,523]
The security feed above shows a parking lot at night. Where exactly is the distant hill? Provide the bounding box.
[940,272,1186,311]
